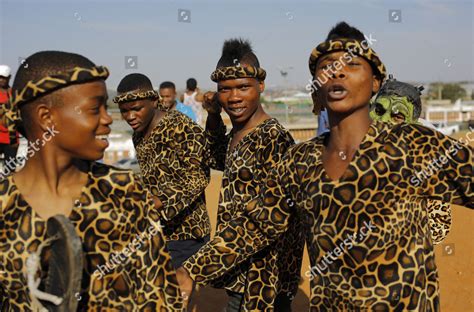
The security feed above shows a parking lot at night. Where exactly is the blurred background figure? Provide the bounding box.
[317,108,329,136]
[160,81,197,121]
[181,78,205,126]
[0,64,19,174]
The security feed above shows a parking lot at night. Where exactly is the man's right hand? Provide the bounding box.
[202,92,221,115]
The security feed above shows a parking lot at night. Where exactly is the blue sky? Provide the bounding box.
[1,0,472,90]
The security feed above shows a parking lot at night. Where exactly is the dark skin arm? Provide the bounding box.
[152,195,163,210]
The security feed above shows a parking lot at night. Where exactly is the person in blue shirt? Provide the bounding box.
[317,108,329,136]
[159,81,197,121]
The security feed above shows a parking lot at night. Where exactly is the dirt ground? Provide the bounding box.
[191,131,474,312]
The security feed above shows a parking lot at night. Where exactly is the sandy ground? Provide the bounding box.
[190,132,473,312]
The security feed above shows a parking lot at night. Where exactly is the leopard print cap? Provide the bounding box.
[308,38,387,81]
[211,65,266,82]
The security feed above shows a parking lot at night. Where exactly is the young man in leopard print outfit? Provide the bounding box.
[114,73,212,305]
[178,38,305,312]
[0,51,183,311]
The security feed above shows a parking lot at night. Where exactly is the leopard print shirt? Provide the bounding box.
[133,110,211,241]
[184,121,473,311]
[0,162,183,311]
[189,117,305,311]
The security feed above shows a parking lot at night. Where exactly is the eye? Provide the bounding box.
[374,104,386,116]
[391,112,406,122]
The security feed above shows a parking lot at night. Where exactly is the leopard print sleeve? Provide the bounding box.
[155,115,211,221]
[132,175,184,311]
[253,124,294,186]
[244,124,305,310]
[405,124,473,208]
[182,150,298,284]
[426,199,452,244]
[205,113,228,171]
[0,182,5,303]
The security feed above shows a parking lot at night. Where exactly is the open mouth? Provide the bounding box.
[95,134,109,142]
[327,84,348,100]
[95,134,108,140]
[129,123,140,129]
[228,106,246,114]
[95,134,109,148]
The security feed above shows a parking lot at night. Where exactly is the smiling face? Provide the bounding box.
[159,87,176,110]
[217,77,264,126]
[370,95,415,124]
[314,51,380,116]
[118,98,157,133]
[49,80,112,160]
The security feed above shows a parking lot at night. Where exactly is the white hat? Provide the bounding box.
[0,65,12,77]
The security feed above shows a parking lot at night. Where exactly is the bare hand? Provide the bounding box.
[176,267,194,308]
[202,91,221,115]
[152,196,163,210]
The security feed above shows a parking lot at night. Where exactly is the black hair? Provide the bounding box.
[12,51,96,135]
[159,81,176,90]
[186,78,197,91]
[117,73,153,93]
[326,21,365,42]
[216,38,260,68]
[13,51,96,93]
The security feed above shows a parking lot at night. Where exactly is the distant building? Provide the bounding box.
[103,133,135,164]
[424,99,474,123]
[284,124,318,143]
[273,91,311,104]
[425,99,452,106]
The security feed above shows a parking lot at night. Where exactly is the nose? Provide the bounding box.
[124,111,136,122]
[101,106,113,127]
[228,88,241,103]
[330,71,346,80]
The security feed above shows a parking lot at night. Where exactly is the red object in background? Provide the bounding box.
[0,125,9,144]
[0,88,15,145]
[0,88,10,103]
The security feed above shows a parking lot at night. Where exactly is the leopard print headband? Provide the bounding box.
[113,90,160,104]
[308,38,387,81]
[113,89,170,111]
[211,65,266,82]
[10,66,109,108]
